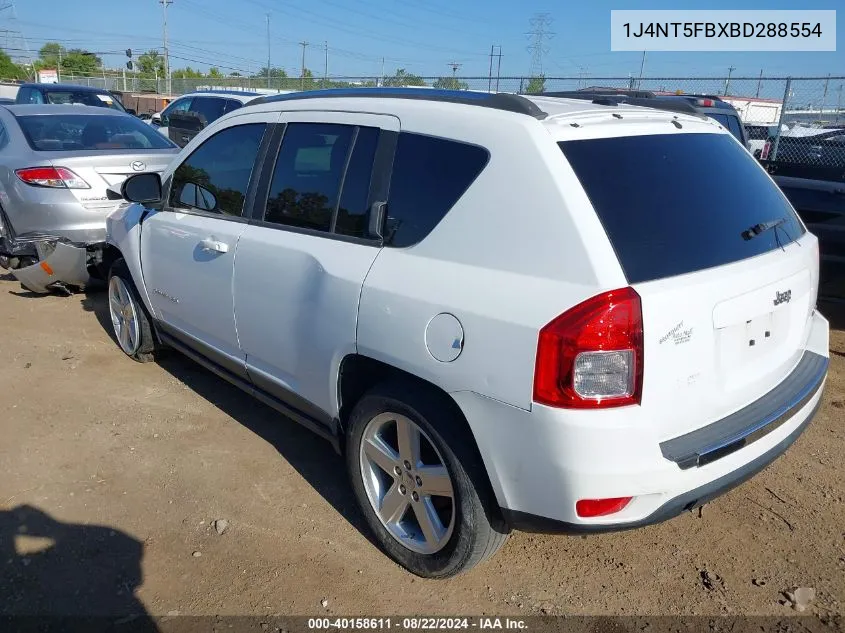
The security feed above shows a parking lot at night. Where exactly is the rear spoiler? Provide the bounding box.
[538,91,705,117]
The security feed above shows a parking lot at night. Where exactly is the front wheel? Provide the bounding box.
[107,259,157,363]
[346,382,509,578]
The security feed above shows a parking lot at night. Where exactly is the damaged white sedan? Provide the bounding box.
[0,104,178,293]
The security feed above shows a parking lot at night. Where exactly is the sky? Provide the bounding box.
[4,0,843,81]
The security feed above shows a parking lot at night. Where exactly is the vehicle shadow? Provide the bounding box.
[0,504,156,629]
[79,292,380,551]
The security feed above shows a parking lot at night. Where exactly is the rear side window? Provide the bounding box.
[187,97,227,125]
[169,123,266,217]
[559,133,805,284]
[385,133,489,247]
[225,99,244,114]
[264,123,355,232]
[708,113,744,143]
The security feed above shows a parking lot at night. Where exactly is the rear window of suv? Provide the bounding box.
[559,132,805,284]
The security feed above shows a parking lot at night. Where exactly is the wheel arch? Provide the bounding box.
[336,353,504,517]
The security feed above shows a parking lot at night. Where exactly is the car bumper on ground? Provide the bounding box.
[9,240,95,294]
[452,310,830,533]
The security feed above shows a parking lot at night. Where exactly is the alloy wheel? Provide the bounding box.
[108,276,141,356]
[359,412,455,555]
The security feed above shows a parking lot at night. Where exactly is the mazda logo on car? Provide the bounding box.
[131,161,146,172]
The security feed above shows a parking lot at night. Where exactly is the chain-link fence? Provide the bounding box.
[11,74,845,169]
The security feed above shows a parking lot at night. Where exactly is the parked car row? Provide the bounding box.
[0,88,831,580]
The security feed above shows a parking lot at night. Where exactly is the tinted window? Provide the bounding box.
[335,127,380,237]
[16,87,31,103]
[169,123,266,217]
[225,99,244,114]
[709,113,744,143]
[559,133,805,284]
[17,114,176,151]
[39,90,125,111]
[264,123,355,232]
[385,133,489,247]
[189,97,227,124]
[160,97,192,126]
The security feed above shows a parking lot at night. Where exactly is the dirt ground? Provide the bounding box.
[0,272,843,618]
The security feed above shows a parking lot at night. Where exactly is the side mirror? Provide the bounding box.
[151,113,162,126]
[126,108,137,116]
[121,172,162,204]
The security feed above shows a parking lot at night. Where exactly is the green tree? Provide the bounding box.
[208,67,223,79]
[37,42,101,76]
[253,66,287,79]
[524,74,546,94]
[0,50,25,79]
[432,76,468,90]
[137,50,165,77]
[171,66,203,79]
[383,68,425,87]
[37,42,62,68]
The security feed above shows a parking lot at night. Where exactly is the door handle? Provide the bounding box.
[199,238,229,253]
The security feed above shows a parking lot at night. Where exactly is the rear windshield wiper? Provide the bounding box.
[741,218,785,241]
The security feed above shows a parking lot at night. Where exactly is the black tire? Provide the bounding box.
[346,380,509,578]
[107,258,157,363]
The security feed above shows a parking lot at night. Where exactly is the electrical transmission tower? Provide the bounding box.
[448,61,462,77]
[526,13,554,77]
[0,1,33,68]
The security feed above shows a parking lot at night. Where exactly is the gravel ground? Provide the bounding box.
[0,272,843,618]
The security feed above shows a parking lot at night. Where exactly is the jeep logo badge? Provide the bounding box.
[773,290,792,306]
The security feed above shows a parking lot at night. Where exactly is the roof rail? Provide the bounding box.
[193,89,263,97]
[248,87,547,119]
[538,91,705,117]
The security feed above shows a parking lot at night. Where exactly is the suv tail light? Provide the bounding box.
[533,287,643,409]
[15,167,90,189]
[760,141,771,160]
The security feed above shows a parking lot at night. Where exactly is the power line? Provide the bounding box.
[526,13,553,77]
[266,13,270,88]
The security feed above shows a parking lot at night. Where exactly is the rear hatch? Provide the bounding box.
[51,151,176,211]
[559,130,818,439]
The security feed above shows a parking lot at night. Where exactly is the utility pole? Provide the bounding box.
[494,46,502,92]
[323,41,328,88]
[266,13,271,89]
[299,41,309,90]
[637,51,646,88]
[448,61,461,77]
[724,65,736,96]
[755,68,763,98]
[380,57,384,87]
[160,0,173,96]
[488,45,494,92]
[57,47,61,83]
[838,84,843,122]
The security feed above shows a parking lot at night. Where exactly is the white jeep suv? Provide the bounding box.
[102,88,830,578]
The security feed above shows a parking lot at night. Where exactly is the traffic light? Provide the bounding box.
[126,61,134,70]
[126,49,132,58]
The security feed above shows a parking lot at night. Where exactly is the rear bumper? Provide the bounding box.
[502,397,821,533]
[452,310,830,533]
